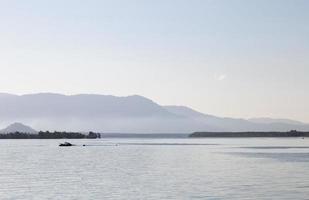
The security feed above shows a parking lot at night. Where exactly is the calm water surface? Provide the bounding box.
[0,138,309,200]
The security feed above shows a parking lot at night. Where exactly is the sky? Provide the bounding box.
[0,0,309,122]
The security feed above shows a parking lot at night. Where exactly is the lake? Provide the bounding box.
[0,138,309,199]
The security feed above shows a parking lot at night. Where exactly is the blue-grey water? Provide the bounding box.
[1,138,309,200]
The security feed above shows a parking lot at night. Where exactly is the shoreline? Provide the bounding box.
[189,131,309,138]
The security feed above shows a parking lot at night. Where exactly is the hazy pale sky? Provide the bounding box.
[0,0,309,122]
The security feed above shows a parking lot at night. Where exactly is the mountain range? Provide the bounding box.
[0,93,308,133]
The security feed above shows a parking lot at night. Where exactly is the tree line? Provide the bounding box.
[0,131,101,139]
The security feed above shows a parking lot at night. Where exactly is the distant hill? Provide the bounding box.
[0,93,308,133]
[0,123,37,134]
[248,118,305,125]
[164,105,309,132]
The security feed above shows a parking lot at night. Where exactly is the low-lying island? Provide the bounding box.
[189,130,309,138]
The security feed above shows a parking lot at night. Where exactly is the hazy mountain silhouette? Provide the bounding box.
[0,93,173,118]
[248,118,305,125]
[165,106,309,132]
[0,93,217,133]
[0,122,37,134]
[0,93,308,133]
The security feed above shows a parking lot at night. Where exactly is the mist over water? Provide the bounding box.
[1,138,309,200]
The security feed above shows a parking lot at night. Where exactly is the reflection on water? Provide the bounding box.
[0,138,309,200]
[239,146,309,149]
[106,143,218,146]
[230,152,309,162]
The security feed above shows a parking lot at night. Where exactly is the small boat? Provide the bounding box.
[59,142,75,147]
